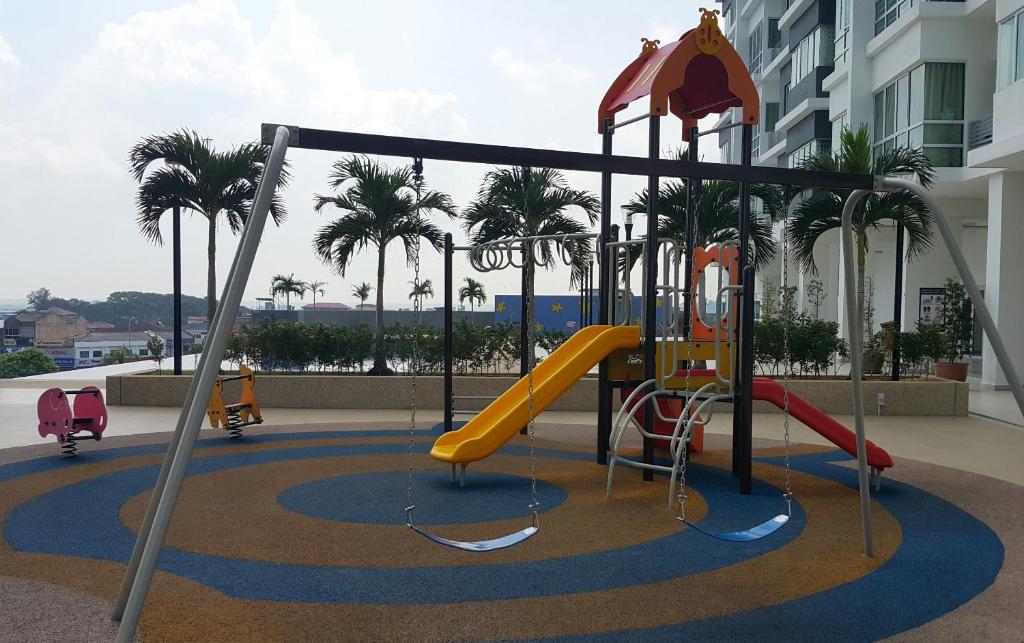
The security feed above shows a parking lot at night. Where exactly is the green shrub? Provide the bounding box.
[0,348,59,378]
[102,346,132,366]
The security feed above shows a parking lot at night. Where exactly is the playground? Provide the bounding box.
[3,8,1024,641]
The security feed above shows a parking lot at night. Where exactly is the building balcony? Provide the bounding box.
[758,130,787,163]
[967,114,993,151]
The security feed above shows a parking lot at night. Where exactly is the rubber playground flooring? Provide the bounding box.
[1,423,1022,642]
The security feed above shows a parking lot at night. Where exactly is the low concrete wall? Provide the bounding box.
[107,374,969,416]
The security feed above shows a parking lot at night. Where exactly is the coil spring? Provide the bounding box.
[60,438,78,457]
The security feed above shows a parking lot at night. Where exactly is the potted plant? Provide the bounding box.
[934,277,974,381]
[862,332,885,375]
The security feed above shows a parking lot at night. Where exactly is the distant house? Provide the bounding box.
[354,303,376,311]
[87,321,115,331]
[302,302,352,310]
[3,308,90,367]
[74,330,195,367]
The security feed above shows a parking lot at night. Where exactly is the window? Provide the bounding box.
[139,349,148,356]
[3,327,18,337]
[875,0,913,36]
[749,23,763,73]
[873,62,965,166]
[832,112,850,143]
[93,350,102,358]
[765,103,780,132]
[767,19,782,49]
[835,0,851,64]
[783,83,791,114]
[720,139,732,164]
[791,26,835,85]
[79,351,89,358]
[998,10,1024,89]
[789,139,831,168]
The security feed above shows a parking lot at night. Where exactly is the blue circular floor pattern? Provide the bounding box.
[2,438,801,603]
[0,429,1006,641]
[277,470,568,525]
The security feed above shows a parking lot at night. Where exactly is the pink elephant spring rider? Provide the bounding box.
[37,386,108,456]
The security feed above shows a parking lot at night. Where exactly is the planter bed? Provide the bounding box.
[107,373,968,416]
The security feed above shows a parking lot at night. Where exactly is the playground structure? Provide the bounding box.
[205,364,263,439]
[36,386,108,456]
[109,9,1024,641]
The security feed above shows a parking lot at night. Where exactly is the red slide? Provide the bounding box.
[752,378,894,470]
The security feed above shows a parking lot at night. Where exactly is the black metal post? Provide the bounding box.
[588,260,594,326]
[172,206,183,375]
[892,222,905,381]
[732,124,754,494]
[642,115,661,481]
[597,119,614,464]
[443,233,453,432]
[682,127,699,345]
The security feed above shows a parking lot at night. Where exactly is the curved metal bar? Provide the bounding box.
[840,188,875,558]
[878,176,1024,417]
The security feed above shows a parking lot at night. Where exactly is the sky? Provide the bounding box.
[0,0,720,311]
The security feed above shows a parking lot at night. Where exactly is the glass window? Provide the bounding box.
[93,350,102,358]
[884,85,896,137]
[896,75,909,132]
[79,351,89,358]
[765,102,780,132]
[139,349,148,356]
[1017,12,1024,83]
[768,19,781,48]
[924,63,964,120]
[873,62,965,167]
[875,0,915,37]
[832,112,849,144]
[998,17,1016,88]
[749,23,763,73]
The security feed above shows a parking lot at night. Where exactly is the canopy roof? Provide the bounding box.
[598,9,759,140]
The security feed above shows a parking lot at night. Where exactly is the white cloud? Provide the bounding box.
[0,34,18,68]
[489,46,591,95]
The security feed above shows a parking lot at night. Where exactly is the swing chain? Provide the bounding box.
[781,192,794,517]
[524,167,541,526]
[678,238,694,522]
[405,157,425,526]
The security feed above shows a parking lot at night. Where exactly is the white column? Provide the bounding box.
[982,172,1024,387]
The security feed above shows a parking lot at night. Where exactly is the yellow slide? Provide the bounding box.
[431,325,642,464]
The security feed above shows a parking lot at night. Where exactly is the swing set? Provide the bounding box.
[112,8,1024,640]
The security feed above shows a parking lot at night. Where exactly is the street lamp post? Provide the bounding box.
[128,317,136,360]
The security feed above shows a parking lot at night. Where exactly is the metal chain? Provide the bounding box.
[781,194,794,517]
[524,168,540,526]
[405,158,424,527]
[677,243,694,523]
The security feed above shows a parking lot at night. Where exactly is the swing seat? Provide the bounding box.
[684,514,788,542]
[409,524,538,552]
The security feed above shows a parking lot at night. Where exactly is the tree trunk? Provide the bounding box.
[285,292,290,310]
[206,215,217,322]
[370,245,392,375]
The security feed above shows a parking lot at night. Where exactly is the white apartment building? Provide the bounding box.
[717,0,1024,388]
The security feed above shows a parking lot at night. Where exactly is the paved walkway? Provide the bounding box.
[3,375,1023,486]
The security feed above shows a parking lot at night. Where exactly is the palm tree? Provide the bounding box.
[314,156,457,374]
[129,129,290,321]
[306,280,327,309]
[458,277,487,320]
[408,278,434,303]
[352,282,373,324]
[789,125,935,340]
[463,166,599,357]
[270,273,306,310]
[622,179,785,270]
